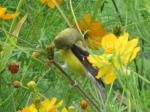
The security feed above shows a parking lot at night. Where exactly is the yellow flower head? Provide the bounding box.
[102,33,140,64]
[18,104,38,112]
[40,0,63,9]
[39,97,63,112]
[78,14,107,49]
[18,97,63,112]
[0,7,19,20]
[87,33,140,84]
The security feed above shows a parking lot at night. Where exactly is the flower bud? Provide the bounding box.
[113,25,123,36]
[27,80,36,89]
[8,63,19,74]
[32,96,41,104]
[13,80,21,88]
[80,99,88,110]
[32,51,40,58]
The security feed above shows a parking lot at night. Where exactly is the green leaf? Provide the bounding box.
[0,14,28,72]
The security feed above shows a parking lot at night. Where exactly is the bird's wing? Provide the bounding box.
[71,44,105,88]
[71,44,98,77]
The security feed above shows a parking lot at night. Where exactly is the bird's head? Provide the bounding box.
[54,28,83,49]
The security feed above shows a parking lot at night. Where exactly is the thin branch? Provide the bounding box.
[111,0,124,25]
[51,60,101,112]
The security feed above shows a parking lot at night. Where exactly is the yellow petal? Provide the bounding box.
[41,99,51,108]
[55,100,63,108]
[83,14,92,26]
[96,69,104,79]
[0,7,7,16]
[89,21,101,32]
[40,98,57,111]
[96,65,112,79]
[102,33,117,54]
[126,38,139,53]
[103,72,116,84]
[122,38,139,64]
[122,53,131,64]
[78,20,87,31]
[50,109,58,112]
[49,97,57,107]
[57,0,63,5]
[0,12,19,20]
[87,55,102,67]
[40,0,48,4]
[130,47,140,61]
[87,37,102,50]
[21,104,38,112]
[48,0,55,9]
[115,32,128,55]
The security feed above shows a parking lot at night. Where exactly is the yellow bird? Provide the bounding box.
[53,28,104,97]
[53,28,98,76]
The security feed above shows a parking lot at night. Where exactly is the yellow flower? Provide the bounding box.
[87,33,140,84]
[40,0,63,9]
[102,33,140,65]
[78,14,107,49]
[39,97,63,112]
[18,97,63,112]
[18,104,38,112]
[0,7,19,20]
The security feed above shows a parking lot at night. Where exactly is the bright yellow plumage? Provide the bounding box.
[61,49,87,76]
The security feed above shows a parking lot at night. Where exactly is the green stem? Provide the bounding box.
[111,0,123,25]
[53,0,72,27]
[69,0,87,47]
[140,39,145,89]
[21,85,30,90]
[92,0,101,20]
[135,73,150,85]
[9,0,24,33]
[12,95,16,112]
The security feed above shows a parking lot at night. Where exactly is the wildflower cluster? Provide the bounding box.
[18,97,63,112]
[87,33,140,84]
[0,0,145,112]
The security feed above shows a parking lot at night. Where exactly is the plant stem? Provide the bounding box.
[93,0,101,20]
[53,0,72,27]
[69,0,87,47]
[140,39,145,89]
[51,60,101,112]
[111,0,123,25]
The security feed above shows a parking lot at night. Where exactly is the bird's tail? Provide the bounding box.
[71,44,104,99]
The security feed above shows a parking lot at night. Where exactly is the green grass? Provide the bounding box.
[0,0,150,112]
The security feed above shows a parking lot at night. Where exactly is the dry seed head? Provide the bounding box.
[8,63,19,74]
[80,99,88,110]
